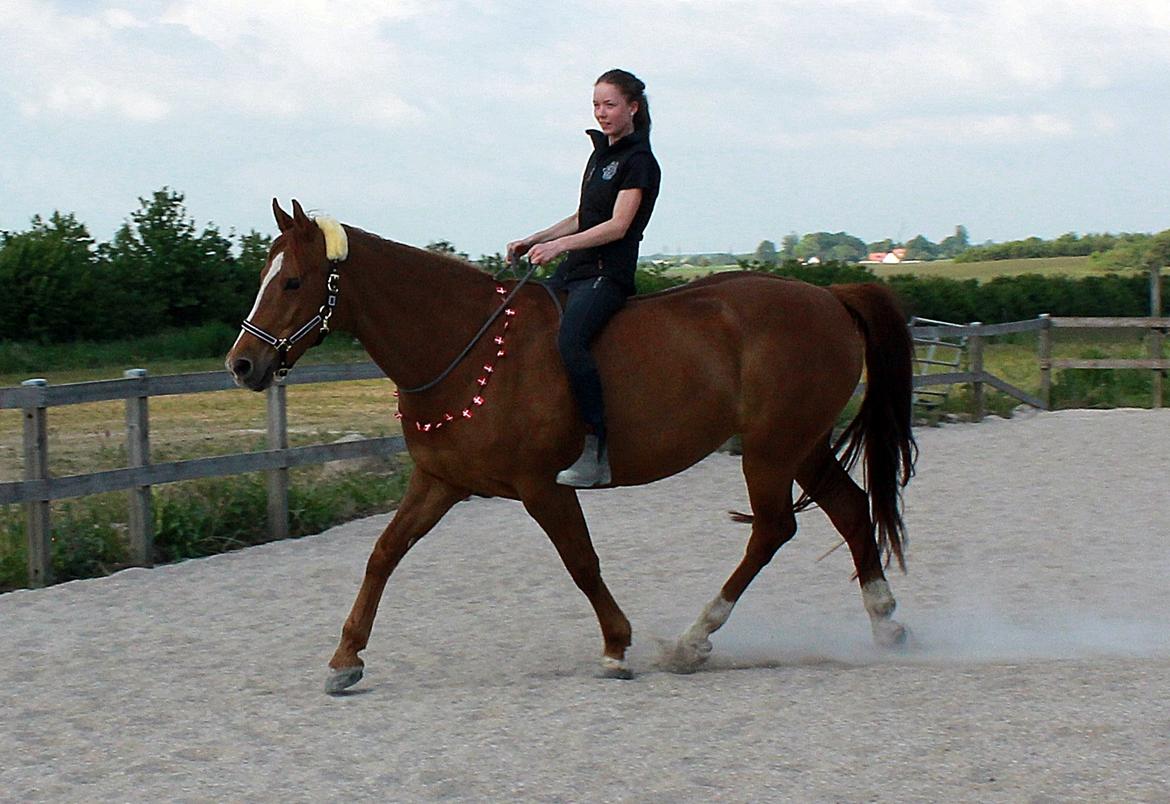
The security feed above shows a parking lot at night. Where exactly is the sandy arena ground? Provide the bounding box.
[2,408,1169,802]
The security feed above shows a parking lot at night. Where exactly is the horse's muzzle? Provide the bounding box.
[226,354,275,392]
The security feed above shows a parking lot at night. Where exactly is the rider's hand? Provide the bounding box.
[505,239,531,263]
[528,239,566,266]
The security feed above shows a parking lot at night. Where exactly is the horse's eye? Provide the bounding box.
[284,277,302,291]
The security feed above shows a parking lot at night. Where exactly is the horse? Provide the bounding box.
[226,200,917,693]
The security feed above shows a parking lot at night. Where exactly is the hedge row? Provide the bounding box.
[0,191,1154,348]
[734,260,1150,323]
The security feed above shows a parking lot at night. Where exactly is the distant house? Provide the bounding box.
[863,248,908,264]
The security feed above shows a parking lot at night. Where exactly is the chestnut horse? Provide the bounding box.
[226,200,916,693]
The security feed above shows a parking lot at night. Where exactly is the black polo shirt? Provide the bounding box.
[552,127,661,296]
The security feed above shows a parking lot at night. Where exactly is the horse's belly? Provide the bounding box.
[601,339,742,485]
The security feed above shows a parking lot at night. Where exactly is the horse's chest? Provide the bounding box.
[406,438,512,492]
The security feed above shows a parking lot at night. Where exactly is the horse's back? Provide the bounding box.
[594,272,864,483]
[614,272,862,374]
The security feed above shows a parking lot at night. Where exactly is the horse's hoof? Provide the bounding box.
[325,665,364,694]
[599,656,635,680]
[872,618,911,649]
[658,638,712,674]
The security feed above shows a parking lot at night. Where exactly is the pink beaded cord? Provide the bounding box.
[395,289,516,433]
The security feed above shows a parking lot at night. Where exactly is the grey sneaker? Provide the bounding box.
[556,435,612,488]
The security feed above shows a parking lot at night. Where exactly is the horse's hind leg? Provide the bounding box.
[796,441,908,647]
[326,469,467,693]
[672,455,797,671]
[518,481,633,679]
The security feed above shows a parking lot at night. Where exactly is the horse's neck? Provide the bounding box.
[343,232,497,389]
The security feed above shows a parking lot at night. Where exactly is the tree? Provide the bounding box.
[0,212,107,341]
[1142,229,1170,271]
[237,230,273,277]
[780,232,799,259]
[904,234,939,261]
[425,240,469,260]
[795,231,867,263]
[753,239,778,265]
[938,225,970,258]
[100,188,241,333]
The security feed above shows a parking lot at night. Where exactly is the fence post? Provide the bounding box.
[1038,314,1052,410]
[1151,327,1164,409]
[124,368,154,566]
[968,322,984,421]
[266,381,290,542]
[1152,264,1163,317]
[21,378,52,588]
[1152,266,1164,409]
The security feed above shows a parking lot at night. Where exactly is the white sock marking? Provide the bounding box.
[682,594,735,647]
[862,578,896,619]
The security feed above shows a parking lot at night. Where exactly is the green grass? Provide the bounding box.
[0,322,370,386]
[659,263,740,280]
[915,330,1164,421]
[1,459,411,592]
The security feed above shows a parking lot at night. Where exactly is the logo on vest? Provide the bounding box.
[601,160,619,181]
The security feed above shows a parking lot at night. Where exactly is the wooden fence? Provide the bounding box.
[2,364,405,588]
[4,314,1168,588]
[910,315,1169,419]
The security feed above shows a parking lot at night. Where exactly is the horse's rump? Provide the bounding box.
[579,273,867,484]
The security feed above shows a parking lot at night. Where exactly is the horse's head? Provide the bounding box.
[226,199,348,391]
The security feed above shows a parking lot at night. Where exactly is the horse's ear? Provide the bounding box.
[273,199,294,232]
[291,199,313,231]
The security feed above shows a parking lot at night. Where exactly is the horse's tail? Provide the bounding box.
[827,282,918,571]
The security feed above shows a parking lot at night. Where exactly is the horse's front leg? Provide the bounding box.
[326,468,466,693]
[518,480,634,678]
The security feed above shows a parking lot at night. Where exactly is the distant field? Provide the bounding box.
[659,263,740,280]
[0,376,402,480]
[658,255,1141,283]
[867,255,1134,282]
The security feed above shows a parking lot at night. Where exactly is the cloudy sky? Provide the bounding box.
[2,0,1168,258]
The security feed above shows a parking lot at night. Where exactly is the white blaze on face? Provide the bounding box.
[231,251,284,350]
[248,251,285,319]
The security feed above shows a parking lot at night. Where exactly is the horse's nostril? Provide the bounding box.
[232,357,252,379]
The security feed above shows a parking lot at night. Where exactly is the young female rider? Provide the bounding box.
[506,69,661,488]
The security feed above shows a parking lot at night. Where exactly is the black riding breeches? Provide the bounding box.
[557,276,627,442]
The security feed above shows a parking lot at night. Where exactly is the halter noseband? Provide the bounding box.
[240,258,342,380]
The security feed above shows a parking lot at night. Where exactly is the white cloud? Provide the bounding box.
[1,0,430,125]
[38,77,170,121]
[846,112,1075,147]
[101,8,146,29]
[6,0,1167,132]
[1,0,1168,252]
[604,0,1170,118]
